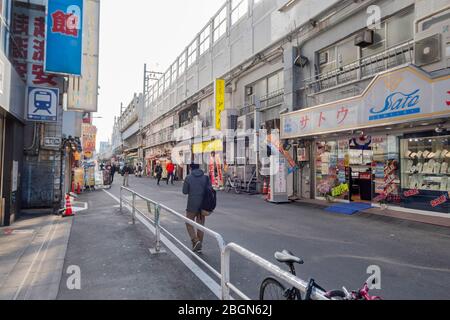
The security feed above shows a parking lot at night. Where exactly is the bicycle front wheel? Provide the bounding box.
[260,278,289,300]
[233,179,242,194]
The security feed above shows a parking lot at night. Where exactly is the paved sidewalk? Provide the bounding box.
[0,213,72,300]
[57,189,216,300]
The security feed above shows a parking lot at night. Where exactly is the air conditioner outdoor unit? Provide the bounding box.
[237,115,251,132]
[415,34,442,66]
[354,29,374,48]
[414,7,450,72]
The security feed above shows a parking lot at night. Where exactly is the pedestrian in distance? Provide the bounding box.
[166,160,175,185]
[182,163,216,253]
[138,163,143,178]
[122,163,131,187]
[155,162,163,185]
[110,163,116,183]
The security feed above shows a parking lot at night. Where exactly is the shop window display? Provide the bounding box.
[372,135,401,205]
[401,136,450,192]
[315,141,349,200]
[401,135,450,213]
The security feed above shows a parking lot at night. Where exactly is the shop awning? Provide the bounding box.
[281,65,450,140]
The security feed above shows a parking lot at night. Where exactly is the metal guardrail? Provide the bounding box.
[120,187,225,280]
[119,186,330,301]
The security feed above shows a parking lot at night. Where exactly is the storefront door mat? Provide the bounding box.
[325,203,373,215]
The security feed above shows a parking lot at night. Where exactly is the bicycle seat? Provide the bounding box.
[275,250,304,265]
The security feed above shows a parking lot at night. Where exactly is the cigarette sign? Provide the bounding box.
[215,79,225,131]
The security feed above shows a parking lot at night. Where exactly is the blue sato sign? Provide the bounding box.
[369,89,421,121]
[27,87,59,122]
[45,0,83,76]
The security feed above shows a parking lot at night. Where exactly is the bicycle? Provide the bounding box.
[224,175,241,194]
[259,250,341,300]
[260,250,383,301]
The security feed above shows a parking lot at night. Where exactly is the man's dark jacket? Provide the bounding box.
[183,169,210,214]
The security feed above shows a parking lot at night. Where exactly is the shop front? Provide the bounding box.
[282,65,450,215]
[193,139,224,188]
[144,143,175,178]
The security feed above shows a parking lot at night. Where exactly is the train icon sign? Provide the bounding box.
[27,87,59,122]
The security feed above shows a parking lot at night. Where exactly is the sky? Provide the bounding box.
[94,0,225,148]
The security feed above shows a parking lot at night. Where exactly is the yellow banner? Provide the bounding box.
[215,79,225,130]
[193,140,223,154]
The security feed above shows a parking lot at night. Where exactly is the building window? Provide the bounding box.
[231,0,248,25]
[158,80,163,97]
[164,72,170,91]
[179,52,186,75]
[267,71,284,94]
[187,41,197,67]
[213,6,227,43]
[199,26,210,55]
[311,7,414,92]
[171,63,178,85]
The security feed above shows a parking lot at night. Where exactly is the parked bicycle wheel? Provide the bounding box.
[260,278,293,300]
[225,181,231,193]
[233,178,242,194]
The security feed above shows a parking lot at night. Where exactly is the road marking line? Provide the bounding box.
[103,189,222,299]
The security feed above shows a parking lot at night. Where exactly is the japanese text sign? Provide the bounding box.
[215,79,225,131]
[45,0,83,75]
[281,66,450,139]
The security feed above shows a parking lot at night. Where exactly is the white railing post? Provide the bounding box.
[132,192,136,224]
[120,187,123,212]
[221,247,231,300]
[155,204,161,252]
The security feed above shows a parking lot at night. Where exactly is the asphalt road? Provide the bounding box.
[107,175,450,300]
[57,188,217,300]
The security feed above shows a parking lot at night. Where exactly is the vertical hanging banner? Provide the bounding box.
[67,0,100,112]
[215,79,225,131]
[45,0,83,76]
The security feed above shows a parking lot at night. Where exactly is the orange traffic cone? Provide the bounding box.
[64,194,74,217]
[262,180,268,195]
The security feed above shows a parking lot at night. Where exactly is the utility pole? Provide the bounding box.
[142,63,163,167]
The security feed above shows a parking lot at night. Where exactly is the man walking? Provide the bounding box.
[166,160,175,185]
[155,162,163,185]
[182,163,211,253]
[110,163,116,183]
[122,163,131,187]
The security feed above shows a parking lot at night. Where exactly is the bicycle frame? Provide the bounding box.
[343,283,382,300]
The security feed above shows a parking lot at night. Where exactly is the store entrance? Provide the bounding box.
[348,136,374,203]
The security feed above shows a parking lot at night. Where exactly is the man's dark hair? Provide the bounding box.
[190,163,200,170]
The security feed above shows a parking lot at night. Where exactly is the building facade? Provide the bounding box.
[0,0,26,226]
[117,93,144,167]
[142,0,450,216]
[0,0,100,226]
